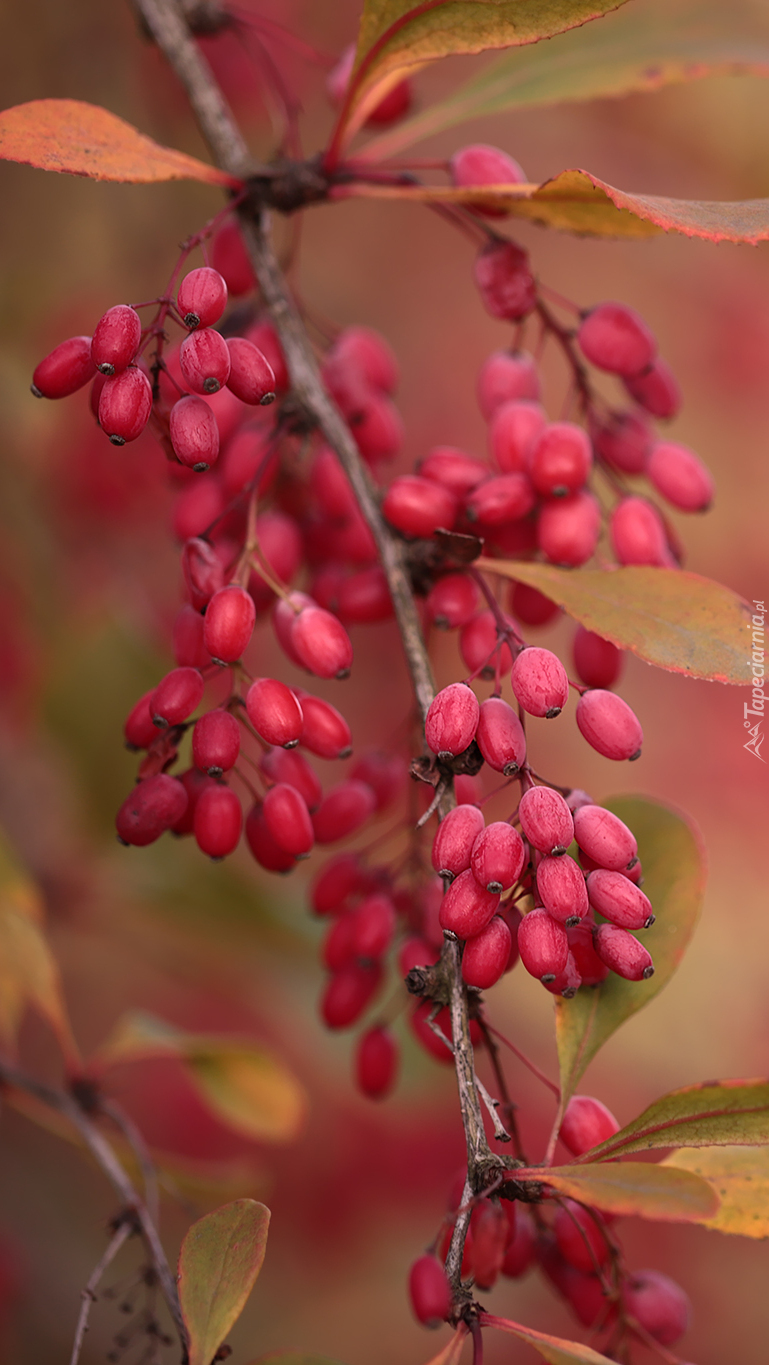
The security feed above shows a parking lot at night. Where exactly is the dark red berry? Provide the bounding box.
[501,1205,537,1278]
[311,853,367,915]
[192,708,240,775]
[470,1198,508,1289]
[203,584,256,663]
[312,780,376,844]
[263,782,314,856]
[91,305,142,375]
[573,804,638,871]
[623,358,681,419]
[475,696,527,775]
[647,440,714,512]
[172,474,226,542]
[356,1026,398,1099]
[517,907,569,981]
[542,949,582,998]
[246,319,289,393]
[461,915,512,989]
[246,677,303,747]
[32,335,96,398]
[418,446,487,496]
[578,302,656,377]
[170,767,216,836]
[310,446,358,518]
[321,962,382,1030]
[511,646,569,718]
[595,923,654,979]
[576,691,643,762]
[464,471,535,526]
[518,786,574,855]
[151,667,204,727]
[573,627,623,690]
[560,1094,620,1156]
[347,892,397,959]
[408,1254,451,1328]
[509,582,559,629]
[337,567,393,624]
[179,328,231,395]
[470,822,525,893]
[554,1201,609,1273]
[537,490,601,567]
[529,421,592,497]
[623,1270,690,1347]
[425,573,480,629]
[425,683,480,760]
[193,783,242,858]
[98,368,152,445]
[432,804,485,879]
[439,868,499,939]
[474,239,537,321]
[124,689,159,750]
[477,350,541,420]
[116,774,188,846]
[225,336,276,405]
[488,398,547,473]
[610,496,674,566]
[170,395,220,471]
[590,409,652,474]
[181,536,225,610]
[587,869,653,929]
[177,267,228,330]
[382,475,458,538]
[244,802,296,872]
[211,221,255,297]
[350,751,406,811]
[537,854,589,925]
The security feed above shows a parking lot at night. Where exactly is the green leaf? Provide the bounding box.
[663,1146,769,1239]
[514,1160,718,1221]
[555,798,704,1108]
[481,563,753,684]
[178,1199,270,1365]
[481,1312,618,1364]
[582,1080,769,1161]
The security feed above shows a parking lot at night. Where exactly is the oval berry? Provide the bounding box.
[576,691,643,762]
[312,780,376,844]
[177,266,228,329]
[151,666,204,727]
[116,774,188,847]
[537,855,589,925]
[91,305,142,375]
[647,440,714,512]
[595,923,654,979]
[203,584,256,664]
[419,446,487,497]
[623,359,681,419]
[529,422,593,497]
[517,908,569,981]
[246,677,303,748]
[98,368,152,445]
[475,696,527,776]
[225,336,276,405]
[610,496,674,567]
[502,1205,537,1278]
[591,409,652,474]
[170,767,216,836]
[518,786,574,856]
[311,853,367,915]
[321,962,382,1030]
[291,606,353,680]
[181,536,224,610]
[511,646,569,719]
[170,395,220,471]
[587,869,653,929]
[573,627,623,690]
[578,302,656,377]
[32,335,96,399]
[623,1270,690,1347]
[567,922,610,986]
[450,144,527,211]
[509,582,560,628]
[477,350,541,420]
[124,689,158,750]
[426,573,480,629]
[459,611,513,679]
[537,490,601,567]
[347,892,397,960]
[263,782,314,856]
[560,1094,620,1157]
[470,822,525,893]
[489,398,547,473]
[461,916,512,989]
[408,1254,451,1328]
[382,475,458,539]
[554,1201,609,1273]
[465,471,535,526]
[425,683,480,760]
[474,239,536,321]
[179,328,231,395]
[542,948,582,998]
[439,868,499,939]
[193,783,242,858]
[192,709,240,775]
[211,221,255,297]
[244,802,296,873]
[573,804,638,871]
[295,692,352,760]
[356,1026,399,1099]
[431,804,485,879]
[261,746,322,812]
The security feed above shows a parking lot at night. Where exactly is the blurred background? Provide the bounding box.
[1,0,768,1361]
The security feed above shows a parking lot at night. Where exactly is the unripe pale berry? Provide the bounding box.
[560,1094,620,1156]
[225,336,276,405]
[294,692,352,761]
[578,302,656,377]
[211,220,255,297]
[509,582,560,627]
[321,962,382,1030]
[408,1254,451,1328]
[98,368,152,445]
[464,471,535,526]
[431,804,485,879]
[537,854,589,925]
[124,690,158,750]
[647,440,714,512]
[475,696,527,775]
[179,328,231,395]
[356,1026,399,1099]
[573,627,623,690]
[489,399,547,473]
[610,496,674,567]
[529,422,593,497]
[91,305,142,375]
[477,350,541,420]
[459,611,513,678]
[554,1201,610,1273]
[461,915,512,989]
[312,780,376,844]
[595,923,654,979]
[511,646,569,718]
[590,409,652,474]
[474,239,537,321]
[246,677,303,748]
[566,921,609,985]
[151,666,204,727]
[470,821,525,893]
[418,446,487,496]
[177,267,228,330]
[244,802,296,873]
[587,869,654,929]
[425,683,480,760]
[263,782,314,856]
[623,358,681,419]
[573,804,638,871]
[537,490,601,567]
[32,335,96,398]
[193,783,242,858]
[203,584,256,663]
[624,1270,690,1347]
[116,774,188,846]
[518,786,574,855]
[576,690,643,762]
[192,708,240,775]
[382,475,458,539]
[170,395,220,471]
[439,868,500,939]
[291,605,353,679]
[517,907,569,981]
[426,573,480,629]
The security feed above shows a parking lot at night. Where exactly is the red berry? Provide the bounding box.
[576,690,643,762]
[554,1201,609,1273]
[475,696,527,775]
[246,320,289,392]
[399,936,439,974]
[488,398,547,473]
[192,708,240,775]
[246,677,303,747]
[350,751,406,811]
[501,1205,536,1278]
[517,907,568,981]
[261,746,322,812]
[151,666,204,727]
[624,1270,690,1347]
[560,1094,620,1156]
[116,774,188,846]
[352,393,404,463]
[470,1198,508,1289]
[518,786,574,855]
[32,335,96,398]
[610,496,674,566]
[170,395,220,471]
[419,446,487,496]
[425,683,480,760]
[193,782,242,858]
[225,336,276,405]
[124,689,159,750]
[310,446,358,518]
[295,692,352,760]
[470,822,525,893]
[290,605,353,680]
[477,350,541,420]
[537,490,601,566]
[170,767,216,836]
[247,511,302,610]
[623,358,681,419]
[464,471,535,526]
[98,368,152,445]
[566,922,609,986]
[573,804,638,871]
[328,325,399,396]
[312,780,376,843]
[321,962,382,1030]
[263,782,314,856]
[203,584,256,663]
[356,1026,399,1099]
[450,143,527,218]
[91,305,142,375]
[311,853,367,915]
[431,804,485,879]
[181,536,225,610]
[647,440,714,512]
[425,573,480,629]
[542,949,582,998]
[272,591,314,667]
[177,266,228,330]
[179,328,231,395]
[245,802,296,873]
[459,611,513,678]
[336,566,393,624]
[590,409,652,474]
[461,915,512,989]
[382,475,458,538]
[529,421,593,497]
[439,868,499,939]
[211,220,256,297]
[408,1254,451,1328]
[578,302,656,377]
[587,868,654,929]
[537,854,589,925]
[509,582,559,628]
[347,892,397,959]
[511,646,569,719]
[595,923,654,979]
[474,239,537,321]
[573,627,623,690]
[172,474,226,542]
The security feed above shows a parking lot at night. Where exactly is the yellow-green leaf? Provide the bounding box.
[179,1200,270,1365]
[515,1160,718,1221]
[583,1080,769,1161]
[481,1312,618,1364]
[663,1146,769,1239]
[555,798,704,1108]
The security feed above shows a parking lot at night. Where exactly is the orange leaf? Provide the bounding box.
[0,100,240,187]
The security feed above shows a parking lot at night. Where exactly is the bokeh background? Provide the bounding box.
[1,0,769,1362]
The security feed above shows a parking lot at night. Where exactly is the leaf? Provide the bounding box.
[481,563,753,684]
[663,1146,769,1239]
[420,1328,469,1365]
[554,797,704,1108]
[582,1080,769,1161]
[178,1199,270,1365]
[360,8,769,162]
[481,1312,618,1364]
[514,1160,718,1221]
[0,100,240,186]
[96,1011,307,1143]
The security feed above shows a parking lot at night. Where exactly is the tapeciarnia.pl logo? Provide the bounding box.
[744,600,766,762]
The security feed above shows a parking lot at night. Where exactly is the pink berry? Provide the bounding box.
[177,267,228,330]
[566,922,609,985]
[517,907,569,981]
[470,822,525,893]
[211,221,255,297]
[356,1026,399,1099]
[578,302,656,377]
[554,1201,609,1273]
[181,536,224,610]
[509,582,559,628]
[91,305,142,375]
[623,358,681,419]
[459,611,513,679]
[261,747,322,812]
[624,1270,690,1347]
[291,605,353,679]
[321,962,382,1030]
[450,143,527,217]
[352,393,404,464]
[537,490,601,566]
[116,774,188,846]
[475,696,527,775]
[425,683,480,760]
[590,409,652,474]
[573,804,638,871]
[203,584,256,663]
[489,399,547,473]
[595,923,654,980]
[172,474,226,542]
[193,783,242,858]
[295,692,352,760]
[537,854,589,925]
[272,591,314,667]
[419,446,487,496]
[439,868,499,939]
[246,319,289,392]
[312,780,376,844]
[502,1205,537,1278]
[464,471,535,526]
[347,892,397,959]
[225,336,276,405]
[179,328,231,395]
[311,853,367,915]
[477,350,541,420]
[647,440,714,512]
[246,677,303,747]
[560,1095,620,1156]
[408,1254,451,1328]
[529,421,592,497]
[573,627,623,690]
[431,804,485,879]
[151,666,204,727]
[462,914,512,989]
[382,475,458,539]
[98,368,152,445]
[124,690,159,750]
[576,690,643,762]
[542,948,582,998]
[192,709,240,775]
[511,646,569,719]
[610,496,674,567]
[263,782,314,856]
[170,395,220,471]
[518,786,574,855]
[244,802,296,873]
[587,869,654,929]
[474,239,537,321]
[426,573,480,629]
[32,335,96,398]
[328,325,399,397]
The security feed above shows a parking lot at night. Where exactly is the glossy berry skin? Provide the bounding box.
[624,1270,690,1347]
[502,1204,537,1278]
[426,573,480,629]
[182,537,225,610]
[477,350,541,420]
[203,585,256,664]
[291,606,353,679]
[560,1094,620,1156]
[576,690,643,762]
[98,368,152,445]
[382,475,458,539]
[116,774,189,847]
[312,780,376,844]
[489,399,547,473]
[431,804,485,879]
[272,592,314,667]
[464,471,535,526]
[211,221,256,297]
[263,782,314,856]
[647,440,714,512]
[356,1026,398,1099]
[529,422,593,497]
[537,854,589,925]
[295,692,352,760]
[439,869,499,939]
[225,337,276,405]
[177,267,228,329]
[595,923,654,979]
[321,962,382,1030]
[408,1254,451,1328]
[519,786,574,855]
[510,582,560,628]
[610,496,674,567]
[459,611,513,678]
[244,802,296,873]
[566,922,609,986]
[511,646,569,719]
[624,358,681,419]
[474,239,537,321]
[151,667,204,727]
[573,805,637,871]
[578,302,656,377]
[32,335,96,398]
[591,409,652,474]
[193,783,242,858]
[192,709,240,775]
[470,822,525,893]
[573,627,623,690]
[518,908,569,981]
[124,690,159,750]
[246,678,303,747]
[91,305,142,375]
[425,683,480,760]
[588,870,653,929]
[475,696,527,775]
[261,747,322,813]
[179,328,231,394]
[419,446,487,496]
[554,1201,610,1274]
[170,395,220,471]
[461,915,512,989]
[173,603,210,670]
[537,491,601,567]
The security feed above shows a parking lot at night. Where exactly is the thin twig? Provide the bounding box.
[101,1099,161,1230]
[69,1217,136,1365]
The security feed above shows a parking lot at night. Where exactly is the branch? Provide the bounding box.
[69,1216,136,1365]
